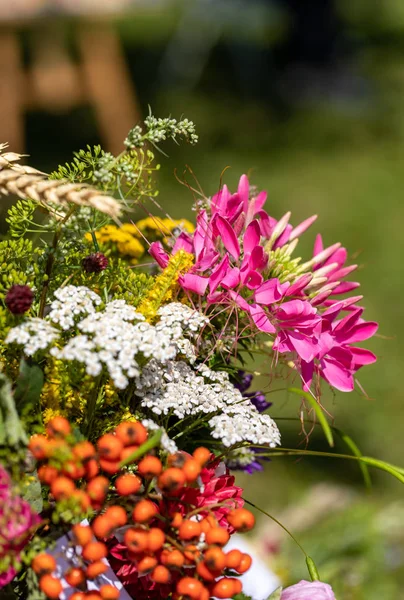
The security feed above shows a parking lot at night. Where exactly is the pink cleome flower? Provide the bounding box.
[149,175,378,393]
[281,580,336,600]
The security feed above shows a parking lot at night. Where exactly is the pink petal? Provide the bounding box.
[194,210,211,259]
[324,247,347,268]
[173,232,194,254]
[211,185,231,215]
[209,255,230,293]
[330,281,360,295]
[287,330,318,362]
[301,360,314,391]
[327,264,357,283]
[250,246,268,271]
[273,224,293,249]
[289,215,318,241]
[149,241,169,268]
[286,273,312,297]
[257,210,276,238]
[255,279,288,305]
[281,580,336,600]
[243,220,261,254]
[321,358,354,392]
[313,233,324,256]
[238,174,250,215]
[350,347,377,367]
[337,321,378,344]
[250,304,276,333]
[214,215,240,260]
[179,273,209,295]
[228,290,250,312]
[221,268,241,289]
[246,190,267,225]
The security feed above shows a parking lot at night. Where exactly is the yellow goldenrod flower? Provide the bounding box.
[137,249,194,321]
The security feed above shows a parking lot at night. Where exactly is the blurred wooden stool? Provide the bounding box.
[0,21,141,154]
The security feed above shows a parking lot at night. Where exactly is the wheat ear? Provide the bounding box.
[0,143,121,219]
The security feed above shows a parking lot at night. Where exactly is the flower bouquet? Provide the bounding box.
[0,114,401,600]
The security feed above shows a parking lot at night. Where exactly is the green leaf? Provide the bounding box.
[288,388,334,447]
[23,470,43,513]
[334,427,372,489]
[267,588,283,600]
[0,373,27,445]
[14,359,44,409]
[306,556,320,581]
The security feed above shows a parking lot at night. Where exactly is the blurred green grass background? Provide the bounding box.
[4,1,404,595]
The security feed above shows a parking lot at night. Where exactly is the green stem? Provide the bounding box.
[119,430,162,468]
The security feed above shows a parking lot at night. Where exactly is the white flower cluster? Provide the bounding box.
[5,319,60,356]
[137,360,281,448]
[157,303,209,336]
[51,299,186,389]
[48,285,102,330]
[141,419,178,455]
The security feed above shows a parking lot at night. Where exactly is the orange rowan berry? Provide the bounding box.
[151,565,171,584]
[232,578,242,595]
[45,439,70,460]
[227,508,255,532]
[147,528,165,552]
[132,499,158,524]
[105,505,127,527]
[225,549,242,570]
[137,456,162,478]
[39,574,63,599]
[28,434,49,460]
[62,460,85,480]
[204,546,226,571]
[171,512,183,528]
[115,421,147,446]
[182,459,202,483]
[236,553,252,574]
[99,458,121,475]
[120,445,140,463]
[73,441,96,462]
[200,516,217,534]
[199,585,210,600]
[92,515,113,539]
[179,520,202,541]
[176,577,203,599]
[64,567,85,588]
[72,490,90,511]
[124,528,149,553]
[161,549,185,569]
[157,468,186,494]
[32,553,56,576]
[82,541,107,562]
[137,555,158,574]
[100,585,120,600]
[211,578,237,599]
[97,434,123,461]
[86,561,108,579]
[50,476,76,501]
[72,524,93,546]
[192,447,211,466]
[196,561,217,582]
[205,527,230,547]
[83,458,99,480]
[46,416,71,439]
[87,476,109,503]
[85,593,103,600]
[70,593,86,600]
[167,452,187,468]
[115,473,142,496]
[183,545,201,564]
[38,465,59,486]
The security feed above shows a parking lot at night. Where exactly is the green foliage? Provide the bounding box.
[0,238,38,297]
[0,372,28,446]
[14,359,44,411]
[6,199,38,239]
[50,144,104,183]
[125,110,199,150]
[267,590,282,600]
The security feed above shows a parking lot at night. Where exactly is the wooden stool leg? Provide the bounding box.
[0,31,24,152]
[77,24,141,155]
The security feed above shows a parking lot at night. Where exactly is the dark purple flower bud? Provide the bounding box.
[5,285,34,315]
[233,370,253,393]
[249,391,271,413]
[82,252,108,273]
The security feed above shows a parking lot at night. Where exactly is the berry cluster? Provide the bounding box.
[28,417,254,599]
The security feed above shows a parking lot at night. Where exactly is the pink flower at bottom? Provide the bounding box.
[281,580,336,600]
